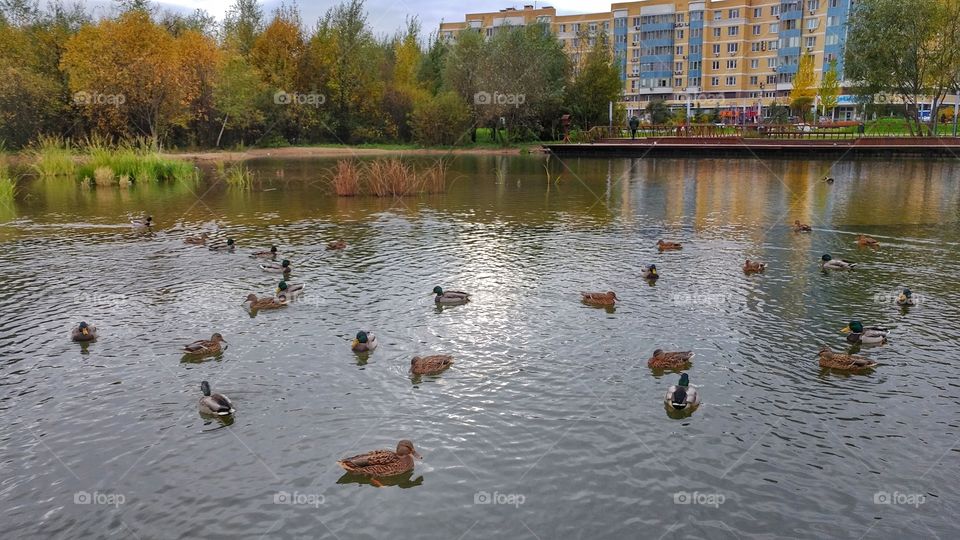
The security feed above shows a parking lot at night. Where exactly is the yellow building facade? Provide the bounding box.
[440,1,859,122]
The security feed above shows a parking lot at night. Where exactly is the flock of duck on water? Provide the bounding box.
[65,209,917,482]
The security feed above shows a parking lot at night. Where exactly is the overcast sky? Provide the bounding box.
[84,0,612,37]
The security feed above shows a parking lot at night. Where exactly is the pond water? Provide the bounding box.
[1,154,958,539]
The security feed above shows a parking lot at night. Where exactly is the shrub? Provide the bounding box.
[410,92,472,146]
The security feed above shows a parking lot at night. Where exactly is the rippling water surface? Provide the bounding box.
[1,155,958,539]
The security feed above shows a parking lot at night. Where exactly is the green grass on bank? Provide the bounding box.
[28,136,197,184]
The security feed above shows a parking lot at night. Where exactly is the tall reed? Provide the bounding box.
[331,159,361,196]
[30,135,76,177]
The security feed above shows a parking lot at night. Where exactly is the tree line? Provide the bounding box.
[0,0,623,149]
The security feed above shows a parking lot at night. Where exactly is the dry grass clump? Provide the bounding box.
[330,158,447,197]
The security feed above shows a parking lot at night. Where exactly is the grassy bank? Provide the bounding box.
[0,153,15,201]
[29,137,198,184]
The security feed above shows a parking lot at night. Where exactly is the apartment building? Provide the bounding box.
[439,1,858,121]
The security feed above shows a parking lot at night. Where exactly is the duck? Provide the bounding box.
[657,240,682,251]
[276,281,304,301]
[198,380,235,415]
[351,331,378,352]
[641,264,659,281]
[251,245,278,258]
[71,321,97,342]
[824,176,835,184]
[182,333,227,356]
[743,260,767,273]
[326,240,347,250]
[130,216,152,228]
[243,293,287,311]
[648,349,694,370]
[793,220,812,233]
[897,288,916,306]
[818,346,878,371]
[581,291,618,306]
[840,321,889,345]
[857,234,879,247]
[261,259,292,274]
[664,373,700,410]
[337,440,422,479]
[433,286,470,305]
[184,232,209,245]
[410,355,454,375]
[820,254,856,270]
[209,238,235,252]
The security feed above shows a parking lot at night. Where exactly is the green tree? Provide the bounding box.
[213,54,266,146]
[818,59,841,120]
[646,99,669,124]
[410,91,471,145]
[845,0,960,135]
[223,0,263,57]
[790,53,816,120]
[566,32,622,128]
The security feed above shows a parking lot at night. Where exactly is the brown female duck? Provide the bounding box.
[581,291,618,306]
[647,349,694,370]
[410,355,453,375]
[338,440,422,480]
[818,346,878,371]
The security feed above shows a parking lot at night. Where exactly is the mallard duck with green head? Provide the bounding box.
[71,321,97,342]
[820,254,856,270]
[209,238,235,252]
[664,373,700,410]
[198,380,234,415]
[275,280,304,300]
[648,349,694,370]
[840,321,889,345]
[818,346,877,371]
[351,331,378,352]
[182,333,227,356]
[897,288,916,306]
[433,286,470,305]
[337,440,422,480]
[641,265,659,281]
[261,259,292,274]
[130,216,152,228]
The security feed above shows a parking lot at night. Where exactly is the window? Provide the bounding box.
[826,34,839,45]
[714,11,723,20]
[767,75,777,84]
[689,60,701,70]
[675,13,685,23]
[573,23,581,32]
[689,76,701,86]
[753,25,762,35]
[675,77,683,86]
[768,58,777,68]
[771,5,780,16]
[769,40,779,50]
[676,29,685,39]
[770,23,779,33]
[690,44,701,54]
[676,61,684,71]
[807,18,819,30]
[753,8,762,18]
[726,76,736,86]
[726,59,737,69]
[750,59,759,69]
[712,44,721,55]
[728,26,739,36]
[560,24,566,32]
[632,17,640,27]
[573,38,580,47]
[749,76,758,85]
[751,42,762,52]
[589,23,597,32]
[827,16,839,26]
[829,0,841,6]
[676,46,684,55]
[713,27,721,38]
[805,36,816,48]
[729,9,740,19]
[603,21,610,31]
[787,36,801,47]
[727,42,739,53]
[711,76,720,86]
[711,60,720,70]
[690,11,703,22]
[807,0,820,10]
[784,19,797,30]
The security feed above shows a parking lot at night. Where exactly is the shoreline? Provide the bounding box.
[162,146,535,163]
